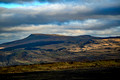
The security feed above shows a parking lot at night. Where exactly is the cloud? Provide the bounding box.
[0,24,57,32]
[0,0,120,4]
[1,19,120,33]
[0,23,120,44]
[0,0,35,4]
[64,19,120,30]
[0,0,120,44]
[0,0,71,4]
[0,0,99,3]
[0,3,120,27]
[0,24,119,43]
[0,4,91,27]
[1,20,120,35]
[63,28,120,36]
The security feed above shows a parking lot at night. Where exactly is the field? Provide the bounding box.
[0,59,120,80]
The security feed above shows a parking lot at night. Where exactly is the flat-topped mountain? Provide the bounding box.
[0,34,120,66]
[0,34,95,50]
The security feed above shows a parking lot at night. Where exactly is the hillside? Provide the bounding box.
[0,34,120,66]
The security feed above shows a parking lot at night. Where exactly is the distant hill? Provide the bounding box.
[0,34,120,66]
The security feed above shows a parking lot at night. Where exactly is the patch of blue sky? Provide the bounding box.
[0,3,21,8]
[0,1,49,8]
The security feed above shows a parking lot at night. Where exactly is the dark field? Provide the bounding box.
[0,67,120,80]
[0,60,120,80]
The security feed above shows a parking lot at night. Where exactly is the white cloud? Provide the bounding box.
[0,2,119,28]
[1,24,59,32]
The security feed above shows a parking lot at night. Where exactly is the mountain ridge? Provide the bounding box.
[1,33,119,48]
[0,34,120,66]
[0,34,95,49]
[0,33,119,46]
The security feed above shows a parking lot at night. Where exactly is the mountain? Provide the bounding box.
[0,34,120,66]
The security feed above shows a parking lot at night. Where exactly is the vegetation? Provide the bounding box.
[0,59,120,74]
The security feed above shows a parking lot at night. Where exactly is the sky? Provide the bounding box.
[0,0,120,44]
